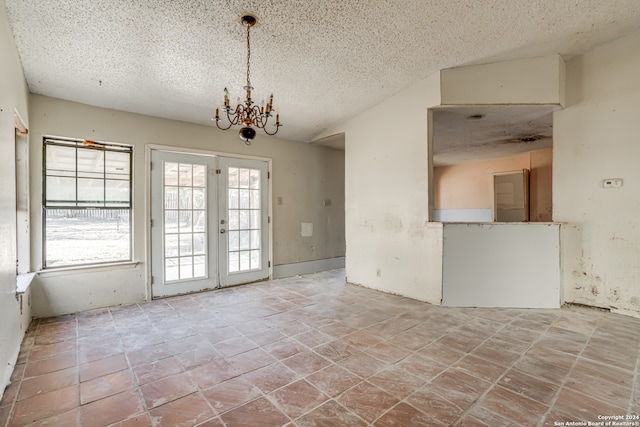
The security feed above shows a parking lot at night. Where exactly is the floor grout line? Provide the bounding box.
[2,272,639,426]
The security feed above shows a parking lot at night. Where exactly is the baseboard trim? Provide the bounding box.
[273,257,345,279]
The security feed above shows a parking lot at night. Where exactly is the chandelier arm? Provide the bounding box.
[233,107,245,125]
[215,120,233,131]
[262,125,281,136]
[226,109,241,126]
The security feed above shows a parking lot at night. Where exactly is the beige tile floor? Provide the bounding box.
[1,269,639,426]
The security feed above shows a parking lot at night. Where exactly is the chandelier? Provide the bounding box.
[214,15,281,145]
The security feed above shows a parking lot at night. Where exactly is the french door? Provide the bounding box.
[150,150,269,298]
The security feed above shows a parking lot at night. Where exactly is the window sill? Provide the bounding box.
[37,260,140,277]
[16,272,37,295]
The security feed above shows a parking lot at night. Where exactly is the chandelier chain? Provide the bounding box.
[246,23,251,88]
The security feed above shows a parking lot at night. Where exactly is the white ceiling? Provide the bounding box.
[5,0,640,155]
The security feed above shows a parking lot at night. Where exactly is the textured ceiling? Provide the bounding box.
[5,0,640,146]
[433,105,555,166]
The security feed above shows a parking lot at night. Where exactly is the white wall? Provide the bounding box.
[442,223,560,308]
[441,55,565,106]
[318,74,444,304]
[0,3,31,398]
[318,56,564,305]
[555,31,640,316]
[29,95,345,317]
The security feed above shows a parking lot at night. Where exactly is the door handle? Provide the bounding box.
[220,229,226,234]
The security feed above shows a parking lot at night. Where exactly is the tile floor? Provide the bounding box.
[1,269,639,426]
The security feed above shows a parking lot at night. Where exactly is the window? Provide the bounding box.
[43,137,132,268]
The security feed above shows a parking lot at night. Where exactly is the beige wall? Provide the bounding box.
[318,74,445,304]
[434,149,552,222]
[555,31,640,315]
[29,95,345,316]
[434,154,530,210]
[0,3,31,397]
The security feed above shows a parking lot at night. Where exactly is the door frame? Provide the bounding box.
[492,169,530,222]
[144,144,273,300]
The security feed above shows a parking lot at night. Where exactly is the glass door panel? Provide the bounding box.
[151,151,218,297]
[219,157,269,287]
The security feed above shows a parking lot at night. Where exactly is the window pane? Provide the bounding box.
[228,189,239,209]
[165,234,179,257]
[44,208,130,267]
[165,258,179,281]
[179,211,192,232]
[165,211,179,234]
[229,252,239,273]
[239,230,250,250]
[193,188,205,209]
[239,169,250,188]
[193,233,206,255]
[250,230,260,250]
[180,234,193,256]
[250,210,260,229]
[228,167,239,188]
[179,164,192,186]
[193,256,206,277]
[46,145,76,173]
[106,180,129,203]
[46,176,76,203]
[250,250,260,269]
[164,162,178,186]
[77,178,104,205]
[193,210,206,233]
[179,188,193,209]
[239,251,250,270]
[250,169,260,189]
[192,165,205,187]
[180,257,193,279]
[228,231,239,251]
[239,210,250,229]
[77,149,104,173]
[106,151,130,176]
[239,189,250,209]
[228,210,239,230]
[165,187,178,209]
[250,189,260,209]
